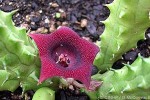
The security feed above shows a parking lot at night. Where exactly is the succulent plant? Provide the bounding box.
[86,55,150,99]
[85,0,150,99]
[0,10,57,92]
[0,0,150,99]
[94,0,150,72]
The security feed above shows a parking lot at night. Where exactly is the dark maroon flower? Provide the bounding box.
[29,27,99,88]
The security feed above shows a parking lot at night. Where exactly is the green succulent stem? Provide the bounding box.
[94,0,150,72]
[87,55,150,99]
[0,10,58,92]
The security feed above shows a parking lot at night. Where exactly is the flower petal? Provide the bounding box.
[29,27,99,88]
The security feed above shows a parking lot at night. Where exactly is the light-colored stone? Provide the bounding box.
[81,19,88,28]
[49,2,59,8]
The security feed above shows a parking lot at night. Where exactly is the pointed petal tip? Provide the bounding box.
[95,45,100,53]
[28,33,36,38]
[38,76,45,83]
[55,26,78,36]
[28,33,41,40]
[77,76,91,89]
[37,81,42,85]
[87,80,103,91]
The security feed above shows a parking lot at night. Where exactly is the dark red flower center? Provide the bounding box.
[56,53,70,67]
[51,43,78,69]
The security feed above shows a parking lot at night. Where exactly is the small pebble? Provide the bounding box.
[9,2,13,5]
[61,12,67,19]
[31,22,35,25]
[69,85,74,90]
[70,15,77,23]
[56,21,61,26]
[147,33,150,38]
[86,22,96,34]
[55,12,61,18]
[49,2,59,8]
[30,22,38,30]
[2,5,14,11]
[44,18,50,23]
[38,10,42,13]
[62,21,69,26]
[80,19,88,28]
[31,24,38,30]
[49,24,56,32]
[30,16,41,23]
[70,0,80,4]
[36,27,48,34]
[31,2,38,10]
[59,9,64,13]
[44,23,49,28]
[123,50,138,61]
[20,23,29,29]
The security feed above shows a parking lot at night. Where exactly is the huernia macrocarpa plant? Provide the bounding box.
[0,0,150,100]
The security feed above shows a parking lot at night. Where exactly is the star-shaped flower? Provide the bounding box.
[29,26,99,89]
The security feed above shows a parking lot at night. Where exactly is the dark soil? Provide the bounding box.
[0,87,34,100]
[55,89,90,100]
[0,0,150,100]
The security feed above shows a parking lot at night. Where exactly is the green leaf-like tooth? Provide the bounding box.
[0,70,19,92]
[122,84,131,92]
[94,0,150,72]
[138,77,146,89]
[1,70,9,86]
[109,87,115,93]
[119,10,126,18]
[125,64,137,73]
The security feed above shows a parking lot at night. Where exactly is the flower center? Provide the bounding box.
[56,54,70,67]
